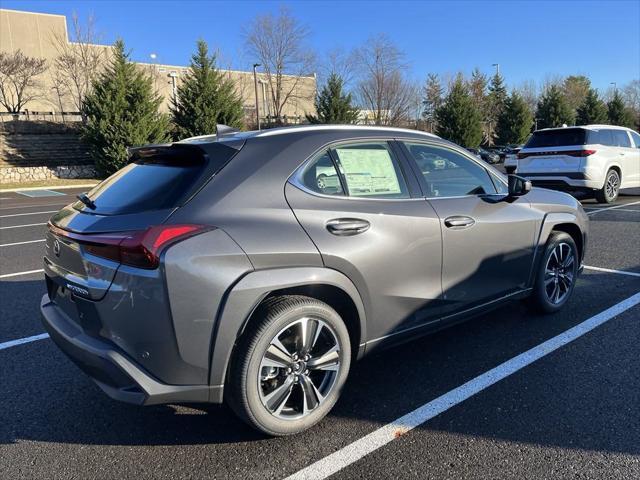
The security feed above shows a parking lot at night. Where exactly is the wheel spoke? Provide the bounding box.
[263,342,292,369]
[308,345,340,371]
[263,376,294,414]
[300,374,323,414]
[300,317,321,353]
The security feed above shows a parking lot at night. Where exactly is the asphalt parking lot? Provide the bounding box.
[1,186,639,479]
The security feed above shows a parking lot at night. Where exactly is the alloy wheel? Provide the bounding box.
[605,171,620,201]
[258,316,341,420]
[544,242,575,305]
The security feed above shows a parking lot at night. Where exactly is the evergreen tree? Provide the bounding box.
[306,73,359,124]
[171,40,244,139]
[535,85,574,129]
[421,73,443,132]
[576,88,608,125]
[468,67,488,118]
[495,91,534,145]
[487,72,507,121]
[435,74,483,147]
[607,90,634,128]
[82,40,169,177]
[562,75,591,114]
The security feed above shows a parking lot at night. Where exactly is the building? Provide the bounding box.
[0,8,317,124]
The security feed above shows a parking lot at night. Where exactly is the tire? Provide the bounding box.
[527,232,579,314]
[595,169,620,204]
[227,295,351,436]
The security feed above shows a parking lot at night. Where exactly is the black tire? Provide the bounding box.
[527,232,578,314]
[227,295,351,436]
[594,169,620,204]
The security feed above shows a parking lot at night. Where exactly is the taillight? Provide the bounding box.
[517,149,596,159]
[49,224,211,269]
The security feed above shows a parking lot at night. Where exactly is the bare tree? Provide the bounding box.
[318,47,357,89]
[354,34,415,126]
[244,7,315,122]
[0,50,48,113]
[516,79,538,113]
[51,13,106,114]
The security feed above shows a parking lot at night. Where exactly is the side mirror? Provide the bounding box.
[507,174,532,197]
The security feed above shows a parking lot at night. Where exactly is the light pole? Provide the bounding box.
[253,63,261,130]
[492,63,500,77]
[610,82,617,93]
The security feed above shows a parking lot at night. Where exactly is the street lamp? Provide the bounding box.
[610,82,617,93]
[253,63,261,130]
[492,63,500,76]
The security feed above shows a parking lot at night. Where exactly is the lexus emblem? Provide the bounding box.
[53,239,61,257]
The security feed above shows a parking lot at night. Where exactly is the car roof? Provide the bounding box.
[536,124,633,132]
[178,124,440,145]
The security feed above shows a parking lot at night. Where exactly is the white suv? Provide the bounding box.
[516,125,640,203]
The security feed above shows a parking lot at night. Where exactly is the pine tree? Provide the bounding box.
[562,75,591,114]
[576,88,608,125]
[421,73,443,132]
[607,90,634,128]
[487,72,507,121]
[535,85,574,129]
[171,40,244,139]
[495,91,534,145]
[82,40,169,177]
[468,67,488,118]
[306,73,359,124]
[435,74,483,147]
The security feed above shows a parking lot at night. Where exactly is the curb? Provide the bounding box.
[0,183,99,193]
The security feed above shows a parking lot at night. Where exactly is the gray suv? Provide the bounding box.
[41,125,588,435]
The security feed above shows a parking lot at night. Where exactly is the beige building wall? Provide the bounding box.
[0,8,316,121]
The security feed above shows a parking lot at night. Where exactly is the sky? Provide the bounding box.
[3,0,639,92]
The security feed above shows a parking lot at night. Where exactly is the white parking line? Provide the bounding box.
[586,200,640,215]
[0,202,67,211]
[286,292,640,480]
[0,210,57,218]
[584,265,640,278]
[0,333,49,351]
[0,268,44,279]
[0,222,47,230]
[0,239,45,248]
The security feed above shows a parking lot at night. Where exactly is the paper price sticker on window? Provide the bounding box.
[335,147,402,196]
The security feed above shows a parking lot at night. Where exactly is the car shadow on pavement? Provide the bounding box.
[1,267,639,454]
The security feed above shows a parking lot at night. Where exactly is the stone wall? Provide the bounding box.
[0,121,95,184]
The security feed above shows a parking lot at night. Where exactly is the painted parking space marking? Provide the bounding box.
[586,200,640,215]
[286,290,640,480]
[16,189,67,198]
[0,222,47,230]
[0,333,49,351]
[0,239,46,248]
[0,268,44,279]
[0,210,57,219]
[0,202,68,211]
[583,265,640,278]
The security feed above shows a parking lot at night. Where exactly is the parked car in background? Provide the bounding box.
[504,145,523,174]
[466,147,500,164]
[41,125,588,436]
[517,125,640,203]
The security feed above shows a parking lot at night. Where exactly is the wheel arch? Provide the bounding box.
[209,267,367,398]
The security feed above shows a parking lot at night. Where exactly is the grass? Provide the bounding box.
[0,178,100,191]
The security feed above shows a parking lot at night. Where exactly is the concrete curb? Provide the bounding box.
[0,183,99,193]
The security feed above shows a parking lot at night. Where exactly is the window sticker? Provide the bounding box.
[335,148,401,195]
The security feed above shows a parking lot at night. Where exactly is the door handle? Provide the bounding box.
[444,216,476,229]
[326,218,370,236]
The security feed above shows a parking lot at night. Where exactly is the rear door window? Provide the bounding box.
[300,151,344,196]
[587,129,614,146]
[525,128,587,148]
[610,129,632,147]
[330,142,410,199]
[630,130,640,148]
[79,143,238,215]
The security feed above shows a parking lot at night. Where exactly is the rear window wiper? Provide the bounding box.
[76,193,96,210]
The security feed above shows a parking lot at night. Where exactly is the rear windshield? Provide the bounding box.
[78,143,239,215]
[525,128,587,148]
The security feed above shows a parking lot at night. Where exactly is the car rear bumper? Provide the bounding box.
[40,294,223,405]
[519,173,603,191]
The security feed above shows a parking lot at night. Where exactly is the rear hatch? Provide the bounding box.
[517,128,594,173]
[45,140,242,302]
